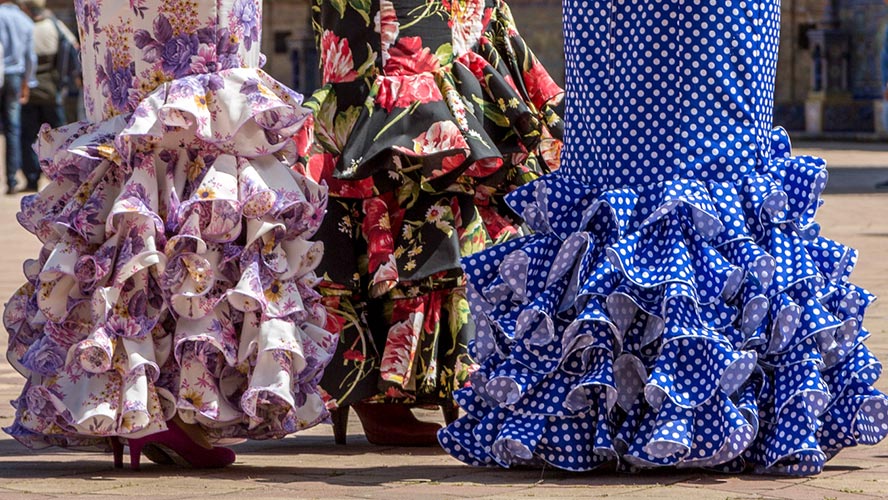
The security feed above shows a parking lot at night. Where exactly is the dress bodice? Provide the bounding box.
[75,0,265,121]
[560,0,780,187]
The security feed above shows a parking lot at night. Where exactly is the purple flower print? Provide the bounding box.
[105,314,143,339]
[20,337,67,377]
[79,339,111,372]
[147,276,166,311]
[215,28,241,70]
[281,413,297,435]
[116,227,148,266]
[240,78,260,95]
[130,0,148,18]
[74,245,114,294]
[128,290,148,319]
[221,242,245,268]
[206,74,225,92]
[292,382,309,408]
[12,320,40,347]
[159,256,187,291]
[82,131,117,159]
[106,64,134,111]
[3,421,42,443]
[232,0,260,51]
[134,15,173,61]
[162,34,200,78]
[169,75,214,100]
[240,78,272,106]
[46,320,85,350]
[135,15,200,78]
[76,0,101,36]
[121,182,152,211]
[190,44,218,74]
[74,256,99,291]
[55,158,87,184]
[26,387,55,418]
[121,399,148,416]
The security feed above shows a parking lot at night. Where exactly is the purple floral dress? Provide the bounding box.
[3,0,337,448]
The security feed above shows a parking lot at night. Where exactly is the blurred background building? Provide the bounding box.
[44,0,888,134]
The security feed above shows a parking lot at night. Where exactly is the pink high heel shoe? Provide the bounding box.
[110,423,236,471]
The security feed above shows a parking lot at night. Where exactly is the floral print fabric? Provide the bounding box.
[302,0,563,405]
[78,0,263,121]
[438,0,888,476]
[3,0,337,448]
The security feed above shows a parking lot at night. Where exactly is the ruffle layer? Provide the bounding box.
[306,1,563,199]
[303,0,564,406]
[4,68,337,449]
[438,127,888,475]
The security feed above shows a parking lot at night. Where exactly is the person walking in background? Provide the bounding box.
[0,0,34,195]
[0,42,5,90]
[18,0,79,193]
[879,0,888,189]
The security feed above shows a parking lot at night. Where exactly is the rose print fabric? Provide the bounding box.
[3,0,337,449]
[438,0,888,475]
[301,0,564,406]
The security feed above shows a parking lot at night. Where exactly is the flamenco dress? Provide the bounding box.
[438,0,888,475]
[302,0,563,409]
[3,0,337,449]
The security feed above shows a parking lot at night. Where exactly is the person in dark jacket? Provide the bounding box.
[0,0,35,194]
[18,0,79,192]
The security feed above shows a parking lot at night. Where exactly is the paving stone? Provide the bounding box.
[607,484,774,499]
[768,484,881,500]
[0,477,126,496]
[353,480,749,500]
[0,493,56,500]
[88,478,258,497]
[684,476,809,498]
[805,467,888,498]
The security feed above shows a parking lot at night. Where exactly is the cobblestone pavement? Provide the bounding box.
[0,143,886,499]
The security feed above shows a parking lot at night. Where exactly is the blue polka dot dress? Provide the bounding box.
[437,0,888,475]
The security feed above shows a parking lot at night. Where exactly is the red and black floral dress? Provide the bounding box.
[301,0,564,407]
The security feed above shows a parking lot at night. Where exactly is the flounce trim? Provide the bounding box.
[4,68,337,448]
[306,16,563,198]
[438,127,888,474]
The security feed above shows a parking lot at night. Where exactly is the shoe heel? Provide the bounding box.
[352,402,441,446]
[108,422,235,471]
[128,440,143,471]
[331,405,349,445]
[109,437,124,469]
[441,402,460,425]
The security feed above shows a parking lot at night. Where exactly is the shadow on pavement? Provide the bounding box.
[794,141,888,153]
[0,436,865,485]
[0,459,705,486]
[0,455,835,487]
[823,168,888,194]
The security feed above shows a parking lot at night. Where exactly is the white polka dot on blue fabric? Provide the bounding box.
[437,0,888,476]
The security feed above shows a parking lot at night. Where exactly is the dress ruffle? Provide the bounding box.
[438,127,888,475]
[309,10,563,194]
[4,68,338,449]
[305,0,563,406]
